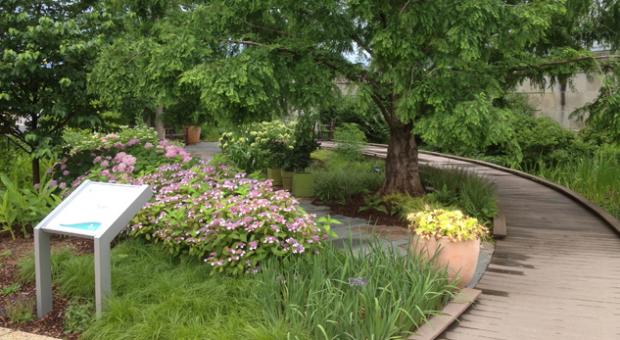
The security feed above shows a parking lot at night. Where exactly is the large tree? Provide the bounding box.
[0,0,106,184]
[94,0,617,195]
[177,0,593,195]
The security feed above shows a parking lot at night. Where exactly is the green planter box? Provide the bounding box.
[281,170,294,191]
[292,173,314,197]
[267,168,282,186]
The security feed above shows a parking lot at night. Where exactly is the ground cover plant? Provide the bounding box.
[16,239,454,339]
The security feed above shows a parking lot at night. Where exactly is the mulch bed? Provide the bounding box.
[314,195,408,228]
[0,235,91,339]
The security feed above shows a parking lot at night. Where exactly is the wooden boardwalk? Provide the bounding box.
[352,143,620,340]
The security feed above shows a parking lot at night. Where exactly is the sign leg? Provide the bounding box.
[35,229,53,318]
[94,237,111,318]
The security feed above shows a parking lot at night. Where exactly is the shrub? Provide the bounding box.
[130,163,329,274]
[408,208,488,241]
[53,128,193,188]
[219,121,294,173]
[334,123,367,160]
[513,115,593,170]
[312,158,384,204]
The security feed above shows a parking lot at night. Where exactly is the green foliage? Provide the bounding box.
[416,93,521,165]
[219,120,294,173]
[18,247,93,298]
[420,96,595,171]
[333,123,367,160]
[130,164,327,275]
[53,126,192,188]
[312,157,384,204]
[0,173,60,239]
[319,93,389,143]
[513,116,593,170]
[408,208,488,242]
[4,296,34,323]
[17,239,453,339]
[255,241,455,339]
[0,0,107,182]
[64,298,95,335]
[284,114,320,172]
[420,166,497,225]
[576,65,620,144]
[1,282,21,296]
[358,195,389,214]
[536,144,620,220]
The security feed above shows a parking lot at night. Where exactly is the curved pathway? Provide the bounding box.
[354,144,620,340]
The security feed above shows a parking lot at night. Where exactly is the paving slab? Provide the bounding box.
[0,330,59,340]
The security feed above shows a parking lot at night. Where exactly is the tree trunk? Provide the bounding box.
[32,157,40,186]
[154,106,165,140]
[380,123,425,196]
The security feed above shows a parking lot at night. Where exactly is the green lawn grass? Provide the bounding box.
[18,239,455,339]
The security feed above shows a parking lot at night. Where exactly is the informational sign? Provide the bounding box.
[35,180,152,318]
[41,181,150,238]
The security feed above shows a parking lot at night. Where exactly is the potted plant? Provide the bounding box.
[407,208,488,288]
[284,114,319,197]
[255,121,293,187]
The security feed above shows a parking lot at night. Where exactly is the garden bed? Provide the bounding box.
[314,195,407,228]
[0,236,91,339]
[0,127,458,339]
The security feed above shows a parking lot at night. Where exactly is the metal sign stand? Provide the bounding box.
[34,180,152,318]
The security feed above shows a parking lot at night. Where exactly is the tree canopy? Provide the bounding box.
[0,0,107,183]
[3,0,619,192]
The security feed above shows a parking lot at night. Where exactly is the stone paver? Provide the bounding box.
[185,141,220,162]
[0,329,59,340]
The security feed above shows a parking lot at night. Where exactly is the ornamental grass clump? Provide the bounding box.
[407,208,487,242]
[130,163,328,274]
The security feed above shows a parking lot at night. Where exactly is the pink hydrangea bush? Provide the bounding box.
[52,128,194,188]
[129,163,329,275]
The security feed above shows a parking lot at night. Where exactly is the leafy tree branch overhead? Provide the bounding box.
[0,0,109,184]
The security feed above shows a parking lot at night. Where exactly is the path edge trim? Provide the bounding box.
[408,288,481,340]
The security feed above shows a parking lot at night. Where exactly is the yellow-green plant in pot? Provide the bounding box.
[408,207,487,287]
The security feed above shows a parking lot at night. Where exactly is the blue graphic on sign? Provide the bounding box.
[59,222,102,231]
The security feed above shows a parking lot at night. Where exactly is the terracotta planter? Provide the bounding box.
[184,125,201,145]
[410,235,480,288]
[281,170,294,191]
[267,168,283,186]
[292,173,314,197]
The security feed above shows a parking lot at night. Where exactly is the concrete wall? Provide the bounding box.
[515,73,602,130]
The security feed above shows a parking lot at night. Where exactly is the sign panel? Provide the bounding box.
[41,181,150,238]
[35,180,152,319]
